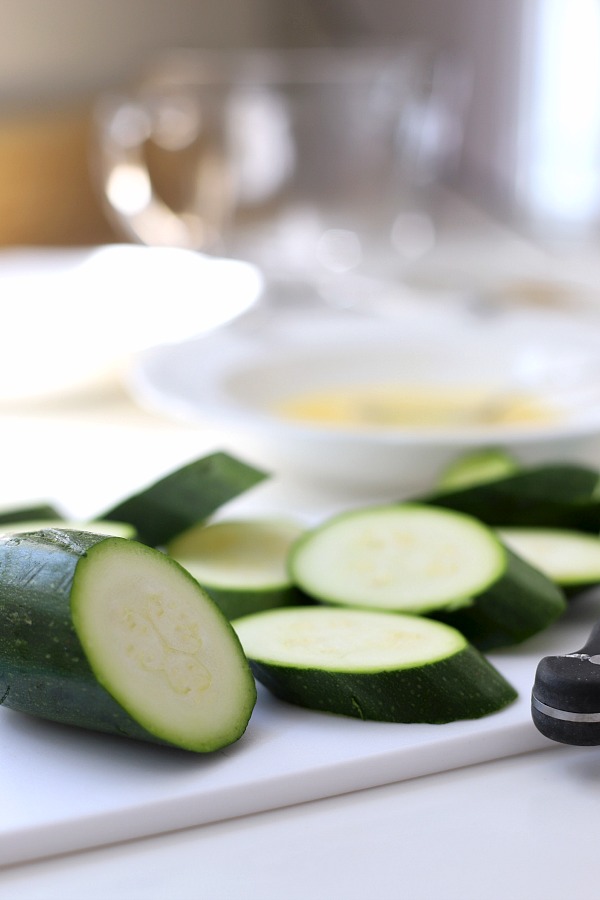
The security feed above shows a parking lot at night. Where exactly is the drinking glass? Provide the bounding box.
[93,47,464,308]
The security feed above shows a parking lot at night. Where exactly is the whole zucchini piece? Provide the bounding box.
[234,606,517,723]
[0,529,257,752]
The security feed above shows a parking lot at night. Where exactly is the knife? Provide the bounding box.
[532,621,600,745]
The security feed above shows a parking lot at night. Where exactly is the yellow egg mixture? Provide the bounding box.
[275,384,559,430]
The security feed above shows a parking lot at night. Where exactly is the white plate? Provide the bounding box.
[0,245,263,401]
[128,298,600,491]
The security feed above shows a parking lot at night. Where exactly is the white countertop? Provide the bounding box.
[0,359,597,900]
[3,199,600,898]
[3,741,598,900]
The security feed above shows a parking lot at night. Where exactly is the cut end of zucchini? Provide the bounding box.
[168,518,304,590]
[168,518,306,620]
[289,504,506,614]
[234,607,517,723]
[66,538,257,752]
[498,527,600,588]
[235,605,467,672]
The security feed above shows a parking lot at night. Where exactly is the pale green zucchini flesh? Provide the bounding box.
[497,527,600,589]
[289,504,505,615]
[0,529,256,752]
[234,606,518,723]
[437,448,520,491]
[168,518,306,620]
[288,503,566,649]
[0,519,136,539]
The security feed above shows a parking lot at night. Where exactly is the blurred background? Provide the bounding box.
[0,0,598,247]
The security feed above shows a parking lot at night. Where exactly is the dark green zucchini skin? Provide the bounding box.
[421,465,600,532]
[248,645,517,723]
[102,451,268,547]
[0,530,178,746]
[203,584,309,621]
[0,503,63,525]
[431,548,567,651]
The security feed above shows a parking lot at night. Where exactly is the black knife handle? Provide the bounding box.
[532,620,600,746]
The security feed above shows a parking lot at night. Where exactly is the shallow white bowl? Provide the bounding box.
[128,300,600,494]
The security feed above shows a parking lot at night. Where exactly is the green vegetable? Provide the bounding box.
[0,529,256,752]
[234,606,518,723]
[0,503,63,525]
[431,545,566,649]
[497,526,600,591]
[102,451,268,547]
[421,463,600,532]
[168,518,307,620]
[0,519,136,539]
[288,503,566,649]
[437,448,520,491]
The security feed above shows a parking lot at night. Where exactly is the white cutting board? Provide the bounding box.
[2,574,597,867]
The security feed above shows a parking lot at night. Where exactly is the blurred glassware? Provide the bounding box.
[92,46,468,309]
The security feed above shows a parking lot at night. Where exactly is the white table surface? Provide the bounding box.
[0,349,597,900]
[3,198,600,899]
[3,741,598,900]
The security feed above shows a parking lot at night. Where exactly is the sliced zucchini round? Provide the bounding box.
[234,606,517,722]
[497,527,600,590]
[0,529,256,752]
[289,504,504,615]
[288,503,566,649]
[167,518,306,620]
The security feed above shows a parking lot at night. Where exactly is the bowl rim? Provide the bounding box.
[129,310,600,449]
